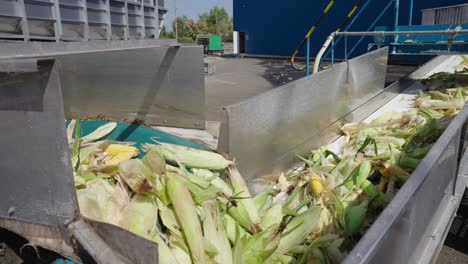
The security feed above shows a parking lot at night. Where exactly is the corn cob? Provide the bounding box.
[81,122,117,142]
[260,203,283,229]
[374,161,409,180]
[308,175,324,198]
[275,207,321,255]
[345,200,368,234]
[227,166,261,232]
[202,201,233,264]
[166,175,206,264]
[147,142,234,170]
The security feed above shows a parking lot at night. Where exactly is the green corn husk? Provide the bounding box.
[202,201,233,264]
[150,142,234,170]
[142,147,166,175]
[150,232,183,264]
[260,203,284,229]
[156,198,182,238]
[169,235,193,264]
[298,247,327,264]
[407,144,433,159]
[360,180,381,199]
[219,193,259,234]
[203,238,219,258]
[77,178,129,227]
[122,194,158,240]
[373,136,406,148]
[275,207,322,255]
[399,156,421,172]
[224,214,249,245]
[419,99,465,110]
[81,122,117,142]
[227,166,261,233]
[345,200,368,234]
[419,106,444,120]
[233,226,282,264]
[370,111,403,124]
[193,168,233,196]
[166,175,206,264]
[166,172,219,204]
[429,90,451,101]
[253,184,274,214]
[118,159,155,193]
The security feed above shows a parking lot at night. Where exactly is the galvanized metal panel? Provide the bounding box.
[57,45,206,129]
[225,48,388,183]
[422,4,468,25]
[0,41,205,129]
[0,59,77,225]
[344,105,468,264]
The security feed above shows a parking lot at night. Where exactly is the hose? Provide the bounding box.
[290,0,336,71]
[291,0,365,71]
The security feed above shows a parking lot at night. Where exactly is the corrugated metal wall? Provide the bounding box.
[422,4,468,25]
[233,0,468,57]
[0,0,167,42]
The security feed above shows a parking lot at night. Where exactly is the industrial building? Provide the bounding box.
[233,0,468,58]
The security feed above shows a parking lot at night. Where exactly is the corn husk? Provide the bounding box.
[166,175,206,264]
[81,122,117,142]
[122,194,158,239]
[118,159,155,193]
[147,142,234,170]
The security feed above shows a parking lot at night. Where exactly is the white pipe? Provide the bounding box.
[313,32,336,73]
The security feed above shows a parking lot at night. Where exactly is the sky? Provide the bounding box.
[164,0,233,31]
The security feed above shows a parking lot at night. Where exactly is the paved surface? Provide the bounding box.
[437,246,468,264]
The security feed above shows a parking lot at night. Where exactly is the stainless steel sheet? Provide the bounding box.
[0,40,205,129]
[344,105,468,264]
[225,48,388,183]
[0,59,77,225]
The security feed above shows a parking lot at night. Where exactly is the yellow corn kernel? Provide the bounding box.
[104,144,139,158]
[308,176,324,198]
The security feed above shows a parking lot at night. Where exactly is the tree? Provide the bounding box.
[172,16,198,42]
[159,25,175,39]
[198,6,233,41]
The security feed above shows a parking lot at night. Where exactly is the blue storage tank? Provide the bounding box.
[233,0,468,58]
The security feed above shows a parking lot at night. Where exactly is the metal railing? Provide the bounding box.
[313,28,468,73]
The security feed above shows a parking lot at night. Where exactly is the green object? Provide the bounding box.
[197,34,224,53]
[66,120,209,158]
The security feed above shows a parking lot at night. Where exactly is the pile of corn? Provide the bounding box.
[70,68,467,264]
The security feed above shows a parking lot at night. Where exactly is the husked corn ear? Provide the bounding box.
[104,144,139,157]
[375,161,409,180]
[308,175,324,198]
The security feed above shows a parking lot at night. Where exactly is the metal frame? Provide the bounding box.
[313,28,468,73]
[0,0,167,41]
[344,105,468,264]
